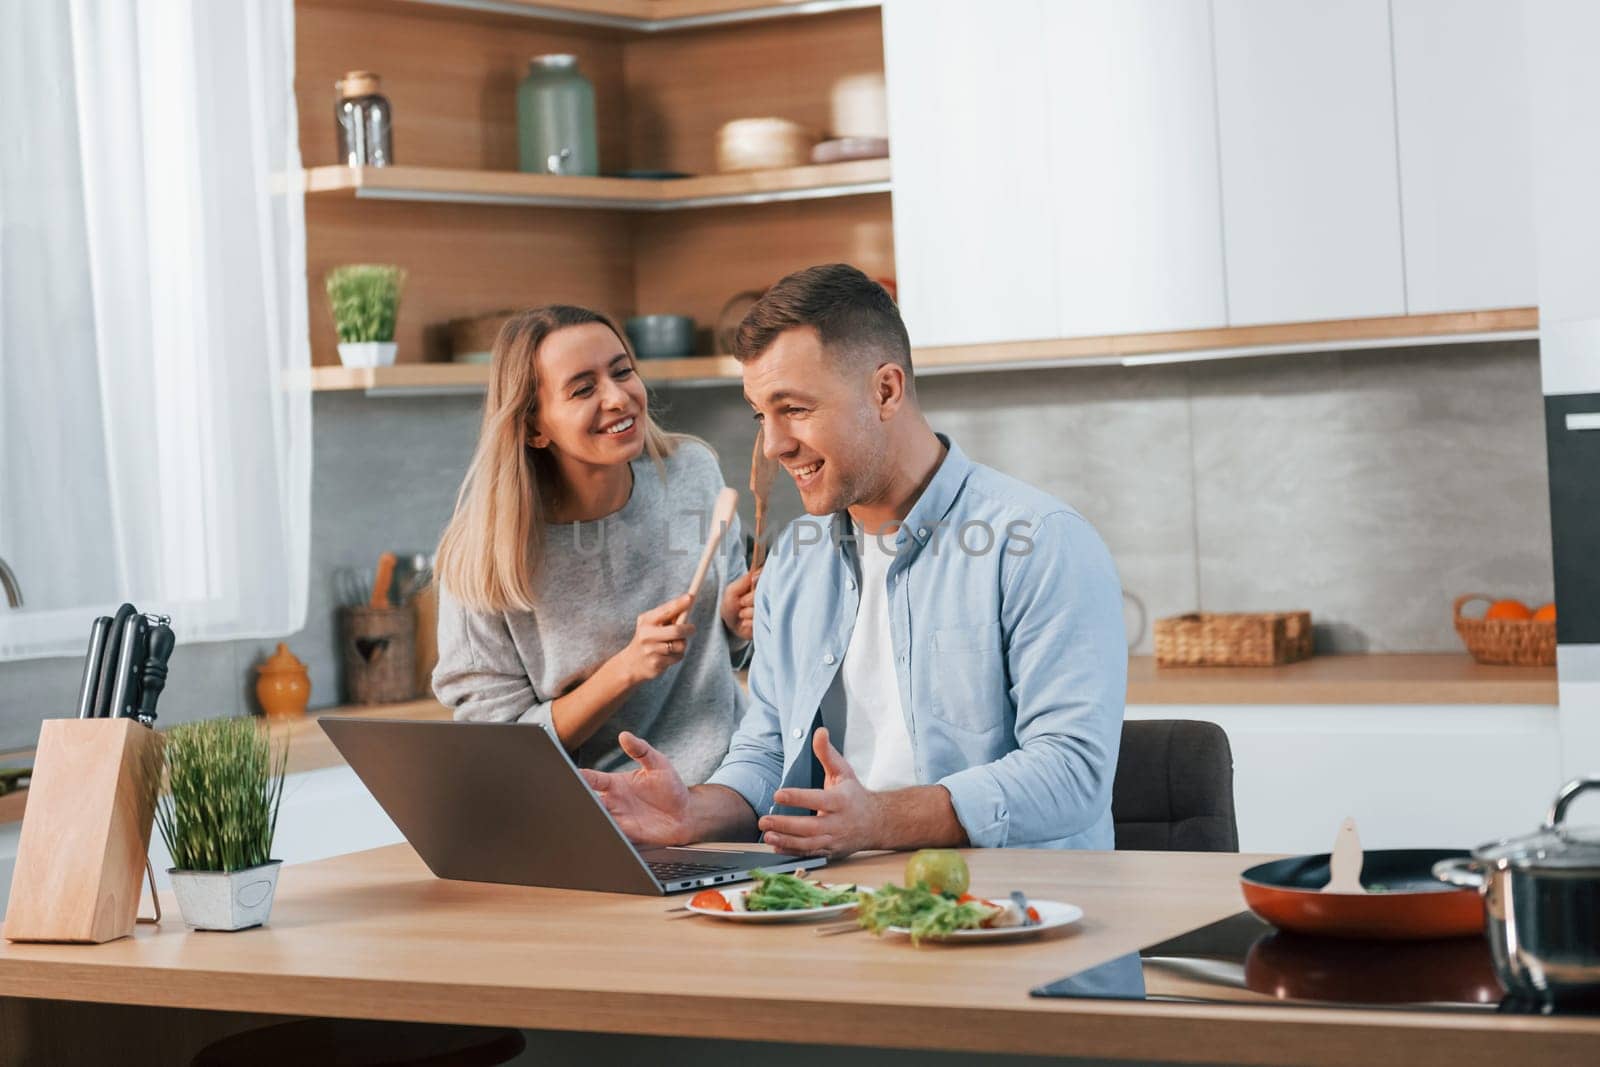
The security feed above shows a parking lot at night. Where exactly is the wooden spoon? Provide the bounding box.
[749,425,777,572]
[1321,816,1366,894]
[678,488,739,624]
[369,552,397,610]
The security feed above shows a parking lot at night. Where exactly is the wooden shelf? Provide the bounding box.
[306,308,1539,392]
[1127,653,1557,706]
[303,159,891,211]
[398,0,880,33]
[306,355,741,392]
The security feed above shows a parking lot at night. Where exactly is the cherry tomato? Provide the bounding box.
[1027,906,1041,924]
[690,889,731,912]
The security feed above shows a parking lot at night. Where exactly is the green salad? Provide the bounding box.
[855,883,994,943]
[744,870,857,912]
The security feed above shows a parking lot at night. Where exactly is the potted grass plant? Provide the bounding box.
[156,717,289,931]
[325,263,405,368]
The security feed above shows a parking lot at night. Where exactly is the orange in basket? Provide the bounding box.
[1453,594,1555,667]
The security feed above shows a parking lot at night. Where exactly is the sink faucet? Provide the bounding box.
[0,555,21,608]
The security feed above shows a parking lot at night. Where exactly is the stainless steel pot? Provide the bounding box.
[1434,777,1600,1005]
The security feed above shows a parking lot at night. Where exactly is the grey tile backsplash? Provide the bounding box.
[0,339,1552,747]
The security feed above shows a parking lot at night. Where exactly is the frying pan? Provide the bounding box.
[1240,849,1483,940]
[1244,929,1503,1004]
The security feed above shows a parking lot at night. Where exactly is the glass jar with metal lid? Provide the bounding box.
[1435,777,1600,1005]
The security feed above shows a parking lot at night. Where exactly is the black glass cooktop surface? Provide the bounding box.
[1033,912,1596,1016]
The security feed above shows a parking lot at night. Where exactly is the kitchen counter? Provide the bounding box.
[0,845,1591,1065]
[1127,653,1556,706]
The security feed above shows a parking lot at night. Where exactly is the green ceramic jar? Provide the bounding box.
[517,54,598,176]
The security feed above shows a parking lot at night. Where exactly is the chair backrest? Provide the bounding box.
[1112,719,1239,852]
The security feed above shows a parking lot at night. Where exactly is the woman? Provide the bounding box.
[432,306,756,785]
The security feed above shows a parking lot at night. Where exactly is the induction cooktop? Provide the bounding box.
[1032,912,1596,1016]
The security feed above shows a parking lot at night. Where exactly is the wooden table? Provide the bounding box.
[0,845,1592,1065]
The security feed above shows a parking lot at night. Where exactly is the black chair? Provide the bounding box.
[1111,719,1239,852]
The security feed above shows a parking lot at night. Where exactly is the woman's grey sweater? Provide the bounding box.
[433,440,748,785]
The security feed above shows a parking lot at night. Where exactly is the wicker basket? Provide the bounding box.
[1154,611,1313,668]
[1453,594,1556,667]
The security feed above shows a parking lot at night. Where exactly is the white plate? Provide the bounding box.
[885,899,1083,942]
[685,884,858,923]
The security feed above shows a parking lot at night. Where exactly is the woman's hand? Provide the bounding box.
[720,568,762,643]
[614,593,696,686]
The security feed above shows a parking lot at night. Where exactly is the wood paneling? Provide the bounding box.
[296,0,629,172]
[306,197,635,365]
[0,846,1595,1064]
[622,7,884,174]
[631,192,894,348]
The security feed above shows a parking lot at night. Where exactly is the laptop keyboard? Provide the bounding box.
[648,860,736,881]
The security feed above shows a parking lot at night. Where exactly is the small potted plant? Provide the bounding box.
[325,263,405,367]
[156,717,288,931]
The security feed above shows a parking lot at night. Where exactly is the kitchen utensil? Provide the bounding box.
[749,426,776,572]
[133,623,174,726]
[370,552,397,610]
[93,603,137,718]
[810,136,889,165]
[334,567,372,609]
[624,315,695,360]
[715,117,818,173]
[76,616,113,718]
[1322,817,1365,893]
[715,288,764,355]
[106,614,148,720]
[334,71,393,167]
[517,55,598,176]
[1433,776,1600,1005]
[393,553,433,606]
[679,489,738,623]
[1241,849,1482,940]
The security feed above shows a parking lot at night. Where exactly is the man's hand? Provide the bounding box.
[580,732,693,846]
[720,568,761,643]
[757,727,885,859]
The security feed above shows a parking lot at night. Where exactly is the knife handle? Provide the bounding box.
[76,617,113,718]
[135,624,174,726]
[107,615,147,720]
[94,603,137,718]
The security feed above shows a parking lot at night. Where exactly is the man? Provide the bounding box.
[582,264,1127,856]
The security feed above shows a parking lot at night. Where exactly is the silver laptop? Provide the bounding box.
[320,717,826,895]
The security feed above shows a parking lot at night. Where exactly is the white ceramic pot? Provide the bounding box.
[169,860,282,931]
[337,341,398,368]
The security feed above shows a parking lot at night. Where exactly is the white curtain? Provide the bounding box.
[0,0,310,659]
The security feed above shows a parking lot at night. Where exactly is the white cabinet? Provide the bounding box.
[1391,0,1536,314]
[1211,0,1406,325]
[882,0,1058,348]
[1042,1,1227,337]
[1127,703,1563,854]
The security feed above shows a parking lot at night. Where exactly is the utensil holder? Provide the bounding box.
[342,605,416,704]
[4,717,165,943]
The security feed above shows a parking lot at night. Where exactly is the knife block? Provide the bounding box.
[3,718,165,943]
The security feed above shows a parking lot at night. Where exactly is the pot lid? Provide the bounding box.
[1474,777,1600,870]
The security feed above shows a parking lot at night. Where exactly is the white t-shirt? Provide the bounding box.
[819,525,917,792]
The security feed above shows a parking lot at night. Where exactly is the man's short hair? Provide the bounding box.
[733,264,913,382]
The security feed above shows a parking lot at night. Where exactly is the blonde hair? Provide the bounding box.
[435,306,678,613]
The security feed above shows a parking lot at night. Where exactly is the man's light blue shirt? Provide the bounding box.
[707,435,1128,849]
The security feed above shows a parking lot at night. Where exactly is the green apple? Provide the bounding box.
[904,849,970,897]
